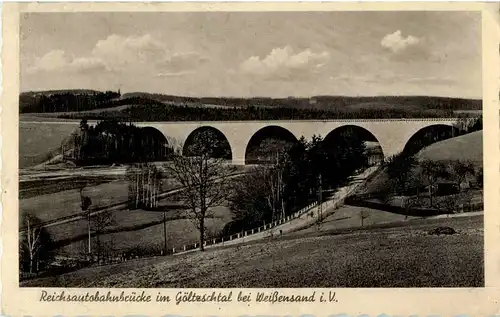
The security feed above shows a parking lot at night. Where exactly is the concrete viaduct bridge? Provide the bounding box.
[134,118,459,165]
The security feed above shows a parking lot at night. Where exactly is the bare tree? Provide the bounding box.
[458,190,475,212]
[258,165,285,223]
[91,211,115,264]
[20,214,51,274]
[79,187,92,256]
[449,160,475,191]
[420,160,449,207]
[255,139,292,221]
[127,163,162,210]
[166,131,235,251]
[360,209,370,227]
[453,117,470,134]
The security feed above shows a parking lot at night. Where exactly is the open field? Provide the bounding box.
[55,205,232,257]
[20,161,250,260]
[20,175,234,257]
[20,122,79,168]
[22,214,483,288]
[290,205,421,235]
[20,179,143,222]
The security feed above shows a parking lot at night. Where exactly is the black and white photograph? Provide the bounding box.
[17,10,484,288]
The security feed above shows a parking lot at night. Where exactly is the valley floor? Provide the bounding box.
[22,214,483,288]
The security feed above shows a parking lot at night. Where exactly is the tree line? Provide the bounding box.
[20,90,121,113]
[58,103,477,121]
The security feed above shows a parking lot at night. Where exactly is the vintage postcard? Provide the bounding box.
[2,2,500,316]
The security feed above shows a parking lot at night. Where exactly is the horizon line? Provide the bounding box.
[20,89,483,101]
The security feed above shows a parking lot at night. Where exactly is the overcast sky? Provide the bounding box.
[20,11,481,98]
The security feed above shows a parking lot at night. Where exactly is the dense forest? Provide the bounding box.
[59,104,479,121]
[64,119,171,166]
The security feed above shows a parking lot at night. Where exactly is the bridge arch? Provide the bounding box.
[245,125,298,164]
[138,126,171,161]
[323,125,384,166]
[182,126,232,160]
[403,124,459,155]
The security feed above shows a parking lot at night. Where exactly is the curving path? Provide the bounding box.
[178,166,380,253]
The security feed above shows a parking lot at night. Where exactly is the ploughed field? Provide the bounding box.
[22,214,483,288]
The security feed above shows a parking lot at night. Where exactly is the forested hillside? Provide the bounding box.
[58,104,475,121]
[21,90,482,112]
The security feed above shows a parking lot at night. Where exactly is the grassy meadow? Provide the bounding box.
[20,173,234,257]
[55,205,232,257]
[416,130,482,164]
[20,121,80,168]
[22,215,483,288]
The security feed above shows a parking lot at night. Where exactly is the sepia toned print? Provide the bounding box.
[3,2,500,316]
[15,10,486,289]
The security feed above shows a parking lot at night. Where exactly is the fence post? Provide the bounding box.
[237,233,240,238]
[172,248,175,254]
[183,245,186,251]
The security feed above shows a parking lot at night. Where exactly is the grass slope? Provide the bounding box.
[290,205,420,236]
[416,131,483,164]
[22,215,483,288]
[19,122,79,168]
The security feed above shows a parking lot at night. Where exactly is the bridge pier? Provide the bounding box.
[231,158,246,165]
